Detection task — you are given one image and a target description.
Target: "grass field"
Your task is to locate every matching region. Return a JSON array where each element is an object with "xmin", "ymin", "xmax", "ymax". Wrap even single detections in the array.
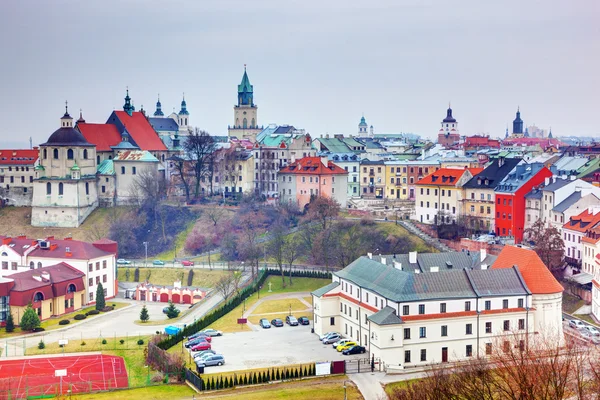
[
  {"xmin": 252, "ymin": 298, "xmax": 307, "ymax": 315},
  {"xmin": 0, "ymin": 302, "xmax": 129, "ymax": 338},
  {"xmin": 154, "ymin": 221, "xmax": 196, "ymax": 260},
  {"xmin": 118, "ymin": 267, "xmax": 230, "ymax": 288},
  {"xmin": 207, "ymin": 276, "xmax": 329, "ymax": 333},
  {"xmin": 70, "ymin": 385, "xmax": 196, "ymax": 399},
  {"xmin": 563, "ymin": 292, "xmax": 586, "ymax": 314},
  {"xmin": 0, "ymin": 206, "xmax": 130, "ymax": 241},
  {"xmin": 384, "ymin": 380, "xmax": 413, "ymax": 396}
]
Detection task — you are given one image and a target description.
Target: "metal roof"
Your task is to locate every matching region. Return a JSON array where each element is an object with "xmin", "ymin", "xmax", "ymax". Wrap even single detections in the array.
[
  {"xmin": 312, "ymin": 281, "xmax": 339, "ymax": 297},
  {"xmin": 368, "ymin": 306, "xmax": 403, "ymax": 325}
]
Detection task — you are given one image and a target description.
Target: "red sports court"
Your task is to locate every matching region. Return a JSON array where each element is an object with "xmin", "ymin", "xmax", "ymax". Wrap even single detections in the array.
[{"xmin": 0, "ymin": 354, "xmax": 128, "ymax": 399}]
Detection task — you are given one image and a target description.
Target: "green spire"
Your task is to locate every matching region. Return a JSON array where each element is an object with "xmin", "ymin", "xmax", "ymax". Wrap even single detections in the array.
[{"xmin": 238, "ymin": 64, "xmax": 253, "ymax": 94}]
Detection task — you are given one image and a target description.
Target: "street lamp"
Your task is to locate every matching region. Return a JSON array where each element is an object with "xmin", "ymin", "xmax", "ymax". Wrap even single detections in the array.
[
  {"xmin": 143, "ymin": 241, "xmax": 148, "ymax": 268},
  {"xmin": 343, "ymin": 379, "xmax": 350, "ymax": 400},
  {"xmin": 263, "ymin": 231, "xmax": 268, "ymax": 268}
]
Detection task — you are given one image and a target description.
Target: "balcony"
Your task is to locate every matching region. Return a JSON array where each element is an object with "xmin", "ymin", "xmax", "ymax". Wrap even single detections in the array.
[{"xmin": 564, "ymin": 256, "xmax": 581, "ymax": 267}]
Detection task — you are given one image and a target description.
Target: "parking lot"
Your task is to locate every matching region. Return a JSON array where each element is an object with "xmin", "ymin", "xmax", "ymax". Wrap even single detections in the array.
[{"xmin": 184, "ymin": 324, "xmax": 364, "ymax": 373}]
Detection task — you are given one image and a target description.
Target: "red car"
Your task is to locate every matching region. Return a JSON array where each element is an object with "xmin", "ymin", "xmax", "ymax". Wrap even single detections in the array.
[
  {"xmin": 191, "ymin": 342, "xmax": 211, "ymax": 352},
  {"xmin": 181, "ymin": 260, "xmax": 195, "ymax": 266}
]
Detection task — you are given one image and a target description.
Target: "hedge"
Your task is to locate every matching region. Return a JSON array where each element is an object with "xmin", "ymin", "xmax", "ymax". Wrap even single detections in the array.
[
  {"xmin": 157, "ymin": 269, "xmax": 331, "ymax": 350},
  {"xmin": 74, "ymin": 314, "xmax": 87, "ymax": 320},
  {"xmin": 185, "ymin": 363, "xmax": 317, "ymax": 392},
  {"xmin": 58, "ymin": 320, "xmax": 70, "ymax": 325}
]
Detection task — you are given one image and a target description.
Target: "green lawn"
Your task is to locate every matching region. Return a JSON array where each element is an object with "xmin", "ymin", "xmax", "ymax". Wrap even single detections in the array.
[
  {"xmin": 0, "ymin": 302, "xmax": 129, "ymax": 339},
  {"xmin": 207, "ymin": 276, "xmax": 329, "ymax": 333},
  {"xmin": 155, "ymin": 221, "xmax": 196, "ymax": 260},
  {"xmin": 118, "ymin": 267, "xmax": 230, "ymax": 288},
  {"xmin": 70, "ymin": 385, "xmax": 196, "ymax": 399},
  {"xmin": 563, "ymin": 292, "xmax": 586, "ymax": 314},
  {"xmin": 252, "ymin": 298, "xmax": 307, "ymax": 315}
]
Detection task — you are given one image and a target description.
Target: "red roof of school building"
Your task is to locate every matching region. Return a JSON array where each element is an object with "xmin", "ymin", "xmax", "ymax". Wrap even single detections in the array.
[
  {"xmin": 0, "ymin": 149, "xmax": 39, "ymax": 165},
  {"xmin": 77, "ymin": 123, "xmax": 122, "ymax": 151},
  {"xmin": 492, "ymin": 246, "xmax": 563, "ymax": 294},
  {"xmin": 8, "ymin": 262, "xmax": 85, "ymax": 306},
  {"xmin": 417, "ymin": 167, "xmax": 483, "ymax": 186},
  {"xmin": 0, "ymin": 235, "xmax": 116, "ymax": 259},
  {"xmin": 279, "ymin": 157, "xmax": 348, "ymax": 175},
  {"xmin": 108, "ymin": 111, "xmax": 167, "ymax": 151}
]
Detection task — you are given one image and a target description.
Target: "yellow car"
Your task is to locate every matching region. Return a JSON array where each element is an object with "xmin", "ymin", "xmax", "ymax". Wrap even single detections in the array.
[{"xmin": 337, "ymin": 341, "xmax": 358, "ymax": 352}]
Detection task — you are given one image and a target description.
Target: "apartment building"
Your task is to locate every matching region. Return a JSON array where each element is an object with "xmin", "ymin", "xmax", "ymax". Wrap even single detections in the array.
[{"xmin": 0, "ymin": 149, "xmax": 39, "ymax": 206}]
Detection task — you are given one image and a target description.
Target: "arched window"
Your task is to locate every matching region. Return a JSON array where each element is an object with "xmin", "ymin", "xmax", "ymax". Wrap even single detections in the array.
[
  {"xmin": 83, "ymin": 149, "xmax": 88, "ymax": 159},
  {"xmin": 243, "ymin": 118, "xmax": 247, "ymax": 129},
  {"xmin": 67, "ymin": 283, "xmax": 76, "ymax": 293},
  {"xmin": 46, "ymin": 182, "xmax": 51, "ymax": 195},
  {"xmin": 236, "ymin": 118, "xmax": 239, "ymax": 127},
  {"xmin": 53, "ymin": 149, "xmax": 59, "ymax": 159},
  {"xmin": 1, "ymin": 252, "xmax": 7, "ymax": 257},
  {"xmin": 37, "ymin": 262, "xmax": 42, "ymax": 269},
  {"xmin": 43, "ymin": 148, "xmax": 47, "ymax": 159},
  {"xmin": 58, "ymin": 183, "xmax": 64, "ymax": 196},
  {"xmin": 85, "ymin": 182, "xmax": 89, "ymax": 195},
  {"xmin": 97, "ymin": 155, "xmax": 100, "ymax": 164},
  {"xmin": 67, "ymin": 149, "xmax": 74, "ymax": 160},
  {"xmin": 251, "ymin": 118, "xmax": 255, "ymax": 128},
  {"xmin": 29, "ymin": 261, "xmax": 34, "ymax": 270},
  {"xmin": 33, "ymin": 292, "xmax": 44, "ymax": 302}
]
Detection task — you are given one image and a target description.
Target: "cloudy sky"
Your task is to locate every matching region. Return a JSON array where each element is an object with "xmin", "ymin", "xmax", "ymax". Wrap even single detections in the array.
[{"xmin": 1, "ymin": 0, "xmax": 598, "ymax": 148}]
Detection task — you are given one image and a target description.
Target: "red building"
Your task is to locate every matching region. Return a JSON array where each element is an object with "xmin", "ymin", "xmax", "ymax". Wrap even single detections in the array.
[
  {"xmin": 494, "ymin": 163, "xmax": 552, "ymax": 243},
  {"xmin": 463, "ymin": 135, "xmax": 500, "ymax": 151}
]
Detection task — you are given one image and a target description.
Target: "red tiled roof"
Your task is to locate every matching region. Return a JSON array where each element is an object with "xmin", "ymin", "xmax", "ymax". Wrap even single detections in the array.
[
  {"xmin": 8, "ymin": 262, "xmax": 85, "ymax": 306},
  {"xmin": 77, "ymin": 123, "xmax": 122, "ymax": 151},
  {"xmin": 563, "ymin": 209, "xmax": 600, "ymax": 233},
  {"xmin": 492, "ymin": 246, "xmax": 563, "ymax": 294},
  {"xmin": 111, "ymin": 111, "xmax": 167, "ymax": 151},
  {"xmin": 417, "ymin": 167, "xmax": 483, "ymax": 186},
  {"xmin": 0, "ymin": 235, "xmax": 115, "ymax": 259},
  {"xmin": 0, "ymin": 149, "xmax": 39, "ymax": 165},
  {"xmin": 279, "ymin": 156, "xmax": 348, "ymax": 176}
]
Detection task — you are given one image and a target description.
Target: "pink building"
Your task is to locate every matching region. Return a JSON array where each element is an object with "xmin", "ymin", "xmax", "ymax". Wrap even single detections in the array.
[
  {"xmin": 133, "ymin": 281, "xmax": 206, "ymax": 305},
  {"xmin": 279, "ymin": 156, "xmax": 348, "ymax": 209}
]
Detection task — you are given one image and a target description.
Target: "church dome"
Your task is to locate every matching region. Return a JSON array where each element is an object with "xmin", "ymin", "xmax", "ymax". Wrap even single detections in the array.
[{"xmin": 41, "ymin": 127, "xmax": 94, "ymax": 147}]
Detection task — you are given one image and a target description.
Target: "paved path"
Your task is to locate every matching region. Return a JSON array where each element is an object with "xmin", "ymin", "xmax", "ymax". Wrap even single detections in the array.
[{"xmin": 348, "ymin": 372, "xmax": 388, "ymax": 400}]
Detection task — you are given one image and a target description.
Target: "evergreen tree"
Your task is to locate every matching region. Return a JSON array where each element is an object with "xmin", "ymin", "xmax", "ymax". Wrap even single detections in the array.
[
  {"xmin": 233, "ymin": 374, "xmax": 238, "ymax": 386},
  {"xmin": 5, "ymin": 307, "xmax": 14, "ymax": 333},
  {"xmin": 243, "ymin": 374, "xmax": 248, "ymax": 385},
  {"xmin": 285, "ymin": 369, "xmax": 290, "ymax": 379},
  {"xmin": 210, "ymin": 377, "xmax": 215, "ymax": 390},
  {"xmin": 294, "ymin": 368, "xmax": 299, "ymax": 378},
  {"xmin": 218, "ymin": 376, "xmax": 223, "ymax": 389},
  {"xmin": 20, "ymin": 304, "xmax": 40, "ymax": 331},
  {"xmin": 302, "ymin": 366, "xmax": 307, "ymax": 377},
  {"xmin": 266, "ymin": 370, "xmax": 271, "ymax": 381},
  {"xmin": 139, "ymin": 305, "xmax": 150, "ymax": 322},
  {"xmin": 276, "ymin": 369, "xmax": 280, "ymax": 380},
  {"xmin": 165, "ymin": 300, "xmax": 180, "ymax": 319},
  {"xmin": 95, "ymin": 283, "xmax": 106, "ymax": 310}
]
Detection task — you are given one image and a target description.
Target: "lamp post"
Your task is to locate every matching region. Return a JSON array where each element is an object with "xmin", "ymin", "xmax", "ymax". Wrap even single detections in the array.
[
  {"xmin": 343, "ymin": 379, "xmax": 349, "ymax": 400},
  {"xmin": 143, "ymin": 241, "xmax": 148, "ymax": 268},
  {"xmin": 263, "ymin": 231, "xmax": 268, "ymax": 268}
]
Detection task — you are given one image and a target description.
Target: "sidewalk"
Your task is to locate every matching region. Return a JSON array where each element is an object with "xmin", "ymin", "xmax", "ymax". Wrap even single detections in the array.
[{"xmin": 348, "ymin": 372, "xmax": 388, "ymax": 400}]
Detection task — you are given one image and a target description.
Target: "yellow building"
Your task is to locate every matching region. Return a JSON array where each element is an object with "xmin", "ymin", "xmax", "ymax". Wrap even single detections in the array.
[
  {"xmin": 384, "ymin": 161, "xmax": 409, "ymax": 200},
  {"xmin": 360, "ymin": 160, "xmax": 386, "ymax": 199},
  {"xmin": 5, "ymin": 263, "xmax": 86, "ymax": 325}
]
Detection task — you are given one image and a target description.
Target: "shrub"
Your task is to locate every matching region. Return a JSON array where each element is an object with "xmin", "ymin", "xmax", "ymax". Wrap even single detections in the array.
[
  {"xmin": 156, "ymin": 331, "xmax": 160, "ymax": 335},
  {"xmin": 58, "ymin": 320, "xmax": 70, "ymax": 326},
  {"xmin": 187, "ymin": 269, "xmax": 194, "ymax": 286},
  {"xmin": 5, "ymin": 307, "xmax": 14, "ymax": 333},
  {"xmin": 101, "ymin": 306, "xmax": 114, "ymax": 312},
  {"xmin": 74, "ymin": 314, "xmax": 87, "ymax": 320},
  {"xmin": 38, "ymin": 340, "xmax": 45, "ymax": 349},
  {"xmin": 32, "ymin": 327, "xmax": 45, "ymax": 332},
  {"xmin": 151, "ymin": 372, "xmax": 165, "ymax": 383},
  {"xmin": 102, "ymin": 339, "xmax": 107, "ymax": 345},
  {"xmin": 95, "ymin": 282, "xmax": 106, "ymax": 310},
  {"xmin": 112, "ymin": 303, "xmax": 116, "ymax": 307},
  {"xmin": 20, "ymin": 305, "xmax": 41, "ymax": 331},
  {"xmin": 119, "ymin": 339, "xmax": 125, "ymax": 345},
  {"xmin": 134, "ymin": 268, "xmax": 140, "ymax": 282},
  {"xmin": 81, "ymin": 341, "xmax": 86, "ymax": 346},
  {"xmin": 137, "ymin": 339, "xmax": 144, "ymax": 345},
  {"xmin": 87, "ymin": 310, "xmax": 100, "ymax": 316}
]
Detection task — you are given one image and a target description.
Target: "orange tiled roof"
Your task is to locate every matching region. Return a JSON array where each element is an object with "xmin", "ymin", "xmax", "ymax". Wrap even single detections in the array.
[
  {"xmin": 492, "ymin": 246, "xmax": 563, "ymax": 294},
  {"xmin": 78, "ymin": 123, "xmax": 122, "ymax": 151},
  {"xmin": 279, "ymin": 156, "xmax": 348, "ymax": 176},
  {"xmin": 417, "ymin": 167, "xmax": 483, "ymax": 186},
  {"xmin": 563, "ymin": 209, "xmax": 600, "ymax": 233},
  {"xmin": 0, "ymin": 149, "xmax": 39, "ymax": 165}
]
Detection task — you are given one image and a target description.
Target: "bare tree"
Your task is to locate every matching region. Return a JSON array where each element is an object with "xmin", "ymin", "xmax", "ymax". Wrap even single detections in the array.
[
  {"xmin": 169, "ymin": 154, "xmax": 192, "ymax": 202},
  {"xmin": 184, "ymin": 128, "xmax": 216, "ymax": 199},
  {"xmin": 283, "ymin": 235, "xmax": 300, "ymax": 286},
  {"xmin": 267, "ymin": 222, "xmax": 287, "ymax": 287},
  {"xmin": 214, "ymin": 274, "xmax": 234, "ymax": 300},
  {"xmin": 524, "ymin": 219, "xmax": 565, "ymax": 269},
  {"xmin": 306, "ymin": 196, "xmax": 340, "ymax": 230},
  {"xmin": 206, "ymin": 207, "xmax": 225, "ymax": 227}
]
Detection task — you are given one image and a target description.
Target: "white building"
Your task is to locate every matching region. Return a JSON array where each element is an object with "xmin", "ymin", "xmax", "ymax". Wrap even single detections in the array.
[
  {"xmin": 0, "ymin": 235, "xmax": 118, "ymax": 302},
  {"xmin": 312, "ymin": 247, "xmax": 564, "ymax": 369}
]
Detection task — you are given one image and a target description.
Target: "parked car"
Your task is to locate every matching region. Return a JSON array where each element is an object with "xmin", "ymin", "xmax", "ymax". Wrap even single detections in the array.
[
  {"xmin": 181, "ymin": 260, "xmax": 194, "ymax": 266},
  {"xmin": 337, "ymin": 341, "xmax": 358, "ymax": 352},
  {"xmin": 285, "ymin": 316, "xmax": 299, "ymax": 326},
  {"xmin": 298, "ymin": 316, "xmax": 310, "ymax": 325},
  {"xmin": 153, "ymin": 260, "xmax": 165, "ymax": 266},
  {"xmin": 196, "ymin": 354, "xmax": 225, "ymax": 367},
  {"xmin": 342, "ymin": 345, "xmax": 366, "ymax": 355},
  {"xmin": 570, "ymin": 320, "xmax": 586, "ymax": 330},
  {"xmin": 116, "ymin": 259, "xmax": 131, "ymax": 265},
  {"xmin": 188, "ymin": 332, "xmax": 209, "ymax": 340},
  {"xmin": 322, "ymin": 333, "xmax": 342, "ymax": 344},
  {"xmin": 259, "ymin": 318, "xmax": 271, "ymax": 329},
  {"xmin": 202, "ymin": 329, "xmax": 223, "ymax": 337},
  {"xmin": 584, "ymin": 325, "xmax": 600, "ymax": 336},
  {"xmin": 271, "ymin": 318, "xmax": 284, "ymax": 327},
  {"xmin": 333, "ymin": 339, "xmax": 354, "ymax": 349},
  {"xmin": 319, "ymin": 331, "xmax": 336, "ymax": 341},
  {"xmin": 191, "ymin": 342, "xmax": 212, "ymax": 352},
  {"xmin": 193, "ymin": 349, "xmax": 216, "ymax": 360},
  {"xmin": 185, "ymin": 337, "xmax": 211, "ymax": 348}
]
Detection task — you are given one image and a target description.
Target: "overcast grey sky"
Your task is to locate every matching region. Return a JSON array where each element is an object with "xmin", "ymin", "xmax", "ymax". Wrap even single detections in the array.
[{"xmin": 1, "ymin": 0, "xmax": 598, "ymax": 148}]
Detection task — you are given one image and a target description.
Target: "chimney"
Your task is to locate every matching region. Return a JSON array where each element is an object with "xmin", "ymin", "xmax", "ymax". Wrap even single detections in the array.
[
  {"xmin": 41, "ymin": 271, "xmax": 50, "ymax": 281},
  {"xmin": 1, "ymin": 237, "xmax": 11, "ymax": 245},
  {"xmin": 480, "ymin": 248, "xmax": 487, "ymax": 261},
  {"xmin": 65, "ymin": 246, "xmax": 72, "ymax": 257},
  {"xmin": 393, "ymin": 261, "xmax": 402, "ymax": 270},
  {"xmin": 321, "ymin": 156, "xmax": 329, "ymax": 167},
  {"xmin": 17, "ymin": 234, "xmax": 26, "ymax": 239},
  {"xmin": 552, "ymin": 176, "xmax": 556, "ymax": 183},
  {"xmin": 570, "ymin": 175, "xmax": 576, "ymax": 181},
  {"xmin": 544, "ymin": 177, "xmax": 550, "ymax": 186},
  {"xmin": 50, "ymin": 243, "xmax": 58, "ymax": 251},
  {"xmin": 46, "ymin": 236, "xmax": 54, "ymax": 240},
  {"xmin": 381, "ymin": 257, "xmax": 387, "ymax": 266},
  {"xmin": 32, "ymin": 275, "xmax": 42, "ymax": 282},
  {"xmin": 367, "ymin": 252, "xmax": 373, "ymax": 259},
  {"xmin": 31, "ymin": 240, "xmax": 38, "ymax": 246},
  {"xmin": 409, "ymin": 251, "xmax": 417, "ymax": 264},
  {"xmin": 481, "ymin": 264, "xmax": 488, "ymax": 270},
  {"xmin": 430, "ymin": 266, "xmax": 439, "ymax": 272},
  {"xmin": 64, "ymin": 236, "xmax": 72, "ymax": 241}
]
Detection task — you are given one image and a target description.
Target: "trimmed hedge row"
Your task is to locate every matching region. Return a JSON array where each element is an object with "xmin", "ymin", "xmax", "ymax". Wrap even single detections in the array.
[
  {"xmin": 188, "ymin": 364, "xmax": 316, "ymax": 391},
  {"xmin": 157, "ymin": 269, "xmax": 331, "ymax": 350}
]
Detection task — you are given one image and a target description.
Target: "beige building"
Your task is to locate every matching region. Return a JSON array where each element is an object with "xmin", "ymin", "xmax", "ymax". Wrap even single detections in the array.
[
  {"xmin": 32, "ymin": 109, "xmax": 98, "ymax": 228},
  {"xmin": 113, "ymin": 150, "xmax": 161, "ymax": 205},
  {"xmin": 210, "ymin": 142, "xmax": 255, "ymax": 197},
  {"xmin": 0, "ymin": 148, "xmax": 39, "ymax": 206}
]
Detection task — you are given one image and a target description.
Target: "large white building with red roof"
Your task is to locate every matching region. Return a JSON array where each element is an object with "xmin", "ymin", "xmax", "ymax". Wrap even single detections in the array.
[
  {"xmin": 0, "ymin": 234, "xmax": 118, "ymax": 323},
  {"xmin": 0, "ymin": 148, "xmax": 40, "ymax": 206}
]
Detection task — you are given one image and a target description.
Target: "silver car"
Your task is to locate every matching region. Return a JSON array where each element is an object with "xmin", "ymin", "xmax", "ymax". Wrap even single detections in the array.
[
  {"xmin": 196, "ymin": 354, "xmax": 225, "ymax": 367},
  {"xmin": 322, "ymin": 333, "xmax": 342, "ymax": 344}
]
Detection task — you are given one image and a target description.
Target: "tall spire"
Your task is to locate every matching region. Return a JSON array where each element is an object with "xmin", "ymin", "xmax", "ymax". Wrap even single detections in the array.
[
  {"xmin": 179, "ymin": 92, "xmax": 189, "ymax": 115},
  {"xmin": 512, "ymin": 107, "xmax": 523, "ymax": 134},
  {"xmin": 63, "ymin": 100, "xmax": 70, "ymax": 118},
  {"xmin": 123, "ymin": 87, "xmax": 134, "ymax": 116},
  {"xmin": 154, "ymin": 94, "xmax": 164, "ymax": 116},
  {"xmin": 77, "ymin": 108, "xmax": 85, "ymax": 124},
  {"xmin": 237, "ymin": 65, "xmax": 254, "ymax": 106},
  {"xmin": 548, "ymin": 127, "xmax": 553, "ymax": 139}
]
